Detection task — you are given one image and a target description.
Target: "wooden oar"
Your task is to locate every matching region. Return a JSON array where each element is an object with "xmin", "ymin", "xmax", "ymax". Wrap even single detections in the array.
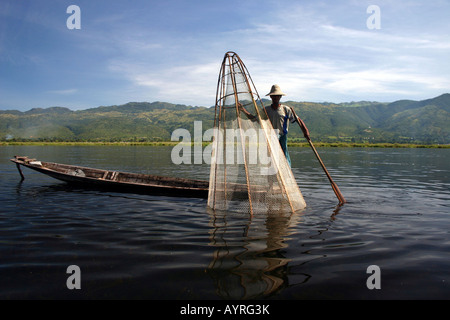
[
  {"xmin": 16, "ymin": 163, "xmax": 25, "ymax": 181},
  {"xmin": 290, "ymin": 107, "xmax": 346, "ymax": 205}
]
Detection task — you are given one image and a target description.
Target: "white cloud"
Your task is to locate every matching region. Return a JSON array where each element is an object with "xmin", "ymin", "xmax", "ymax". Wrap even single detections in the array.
[{"xmin": 108, "ymin": 59, "xmax": 219, "ymax": 106}]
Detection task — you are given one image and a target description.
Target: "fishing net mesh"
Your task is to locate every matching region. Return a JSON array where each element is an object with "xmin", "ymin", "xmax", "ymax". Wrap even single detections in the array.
[{"xmin": 207, "ymin": 52, "xmax": 306, "ymax": 214}]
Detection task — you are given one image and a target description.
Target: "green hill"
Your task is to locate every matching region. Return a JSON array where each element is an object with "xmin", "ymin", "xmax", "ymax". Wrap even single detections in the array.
[{"xmin": 1, "ymin": 94, "xmax": 449, "ymax": 144}]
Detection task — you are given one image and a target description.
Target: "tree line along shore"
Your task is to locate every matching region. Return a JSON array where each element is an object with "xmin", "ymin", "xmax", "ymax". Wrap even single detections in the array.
[{"xmin": 1, "ymin": 141, "xmax": 448, "ymax": 148}]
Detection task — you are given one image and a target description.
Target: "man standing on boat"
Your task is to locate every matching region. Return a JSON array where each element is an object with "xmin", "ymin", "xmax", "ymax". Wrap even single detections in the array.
[{"xmin": 264, "ymin": 84, "xmax": 298, "ymax": 167}]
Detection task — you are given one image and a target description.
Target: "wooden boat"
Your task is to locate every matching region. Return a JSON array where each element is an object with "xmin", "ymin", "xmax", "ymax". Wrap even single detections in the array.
[{"xmin": 11, "ymin": 156, "xmax": 209, "ymax": 198}]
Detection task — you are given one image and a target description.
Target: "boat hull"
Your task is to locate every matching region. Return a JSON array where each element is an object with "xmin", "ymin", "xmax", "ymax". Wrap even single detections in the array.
[{"xmin": 11, "ymin": 156, "xmax": 209, "ymax": 198}]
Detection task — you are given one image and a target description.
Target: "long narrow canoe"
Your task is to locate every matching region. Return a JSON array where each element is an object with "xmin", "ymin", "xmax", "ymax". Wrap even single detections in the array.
[{"xmin": 11, "ymin": 156, "xmax": 209, "ymax": 198}]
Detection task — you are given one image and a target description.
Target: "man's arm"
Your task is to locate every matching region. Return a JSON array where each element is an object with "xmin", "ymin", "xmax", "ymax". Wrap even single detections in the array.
[{"xmin": 238, "ymin": 103, "xmax": 257, "ymax": 121}]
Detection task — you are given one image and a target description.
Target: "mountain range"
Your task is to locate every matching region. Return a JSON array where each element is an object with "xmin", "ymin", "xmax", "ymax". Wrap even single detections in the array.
[{"xmin": 1, "ymin": 93, "xmax": 449, "ymax": 144}]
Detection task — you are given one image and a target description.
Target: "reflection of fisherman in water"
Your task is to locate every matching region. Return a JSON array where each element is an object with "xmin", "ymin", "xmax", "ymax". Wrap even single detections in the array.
[{"xmin": 206, "ymin": 209, "xmax": 303, "ymax": 299}]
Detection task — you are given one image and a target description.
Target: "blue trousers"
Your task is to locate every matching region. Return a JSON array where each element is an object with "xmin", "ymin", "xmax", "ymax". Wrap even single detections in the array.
[{"xmin": 279, "ymin": 134, "xmax": 291, "ymax": 167}]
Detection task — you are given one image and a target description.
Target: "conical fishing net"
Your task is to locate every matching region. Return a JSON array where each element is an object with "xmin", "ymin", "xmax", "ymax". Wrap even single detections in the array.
[{"xmin": 207, "ymin": 52, "xmax": 306, "ymax": 214}]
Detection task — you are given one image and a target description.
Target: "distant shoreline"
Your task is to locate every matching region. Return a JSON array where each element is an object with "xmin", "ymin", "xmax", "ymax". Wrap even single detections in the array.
[{"xmin": 1, "ymin": 141, "xmax": 448, "ymax": 148}]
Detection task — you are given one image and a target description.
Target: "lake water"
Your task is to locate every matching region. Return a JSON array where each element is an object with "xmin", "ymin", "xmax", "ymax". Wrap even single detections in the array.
[{"xmin": 0, "ymin": 145, "xmax": 449, "ymax": 300}]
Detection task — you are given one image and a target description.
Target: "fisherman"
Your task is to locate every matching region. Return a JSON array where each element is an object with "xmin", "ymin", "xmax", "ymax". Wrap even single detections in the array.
[{"xmin": 264, "ymin": 84, "xmax": 297, "ymax": 167}]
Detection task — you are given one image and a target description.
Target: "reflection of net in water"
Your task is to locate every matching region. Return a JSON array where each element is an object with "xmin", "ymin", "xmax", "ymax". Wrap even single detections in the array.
[
  {"xmin": 207, "ymin": 52, "xmax": 306, "ymax": 214},
  {"xmin": 207, "ymin": 210, "xmax": 299, "ymax": 299}
]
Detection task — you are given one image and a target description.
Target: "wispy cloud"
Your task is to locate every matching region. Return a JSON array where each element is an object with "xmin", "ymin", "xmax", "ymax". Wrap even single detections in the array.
[{"xmin": 108, "ymin": 59, "xmax": 219, "ymax": 105}]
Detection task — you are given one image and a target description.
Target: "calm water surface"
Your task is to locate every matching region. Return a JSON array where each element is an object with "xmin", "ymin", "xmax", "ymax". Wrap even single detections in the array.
[{"xmin": 0, "ymin": 146, "xmax": 449, "ymax": 299}]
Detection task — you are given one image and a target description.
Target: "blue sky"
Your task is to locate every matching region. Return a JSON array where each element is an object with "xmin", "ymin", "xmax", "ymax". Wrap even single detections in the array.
[{"xmin": 1, "ymin": 0, "xmax": 449, "ymax": 111}]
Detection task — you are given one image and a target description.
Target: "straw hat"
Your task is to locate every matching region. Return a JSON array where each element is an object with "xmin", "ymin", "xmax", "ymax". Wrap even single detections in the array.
[{"xmin": 266, "ymin": 84, "xmax": 286, "ymax": 96}]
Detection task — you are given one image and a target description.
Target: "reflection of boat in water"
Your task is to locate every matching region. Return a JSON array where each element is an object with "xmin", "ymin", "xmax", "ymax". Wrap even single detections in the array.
[{"xmin": 207, "ymin": 209, "xmax": 303, "ymax": 299}]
